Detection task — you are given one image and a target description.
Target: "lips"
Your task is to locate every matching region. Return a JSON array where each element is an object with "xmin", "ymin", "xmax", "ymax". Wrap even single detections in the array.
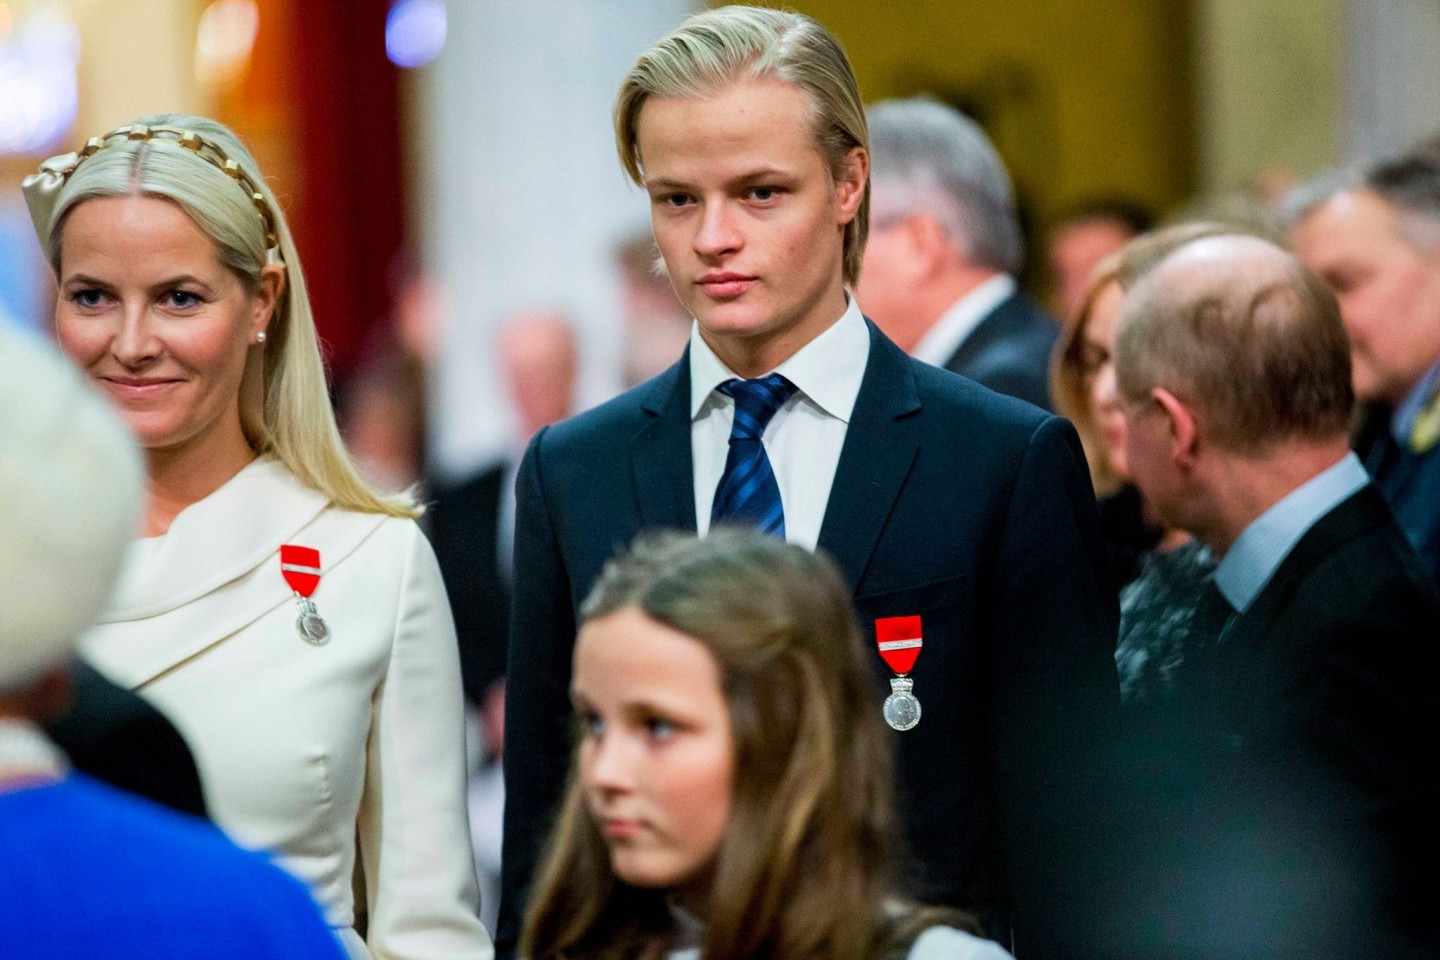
[
  {"xmin": 99, "ymin": 375, "xmax": 184, "ymax": 398},
  {"xmin": 600, "ymin": 818, "xmax": 647, "ymax": 840},
  {"xmin": 697, "ymin": 273, "xmax": 755, "ymax": 298}
]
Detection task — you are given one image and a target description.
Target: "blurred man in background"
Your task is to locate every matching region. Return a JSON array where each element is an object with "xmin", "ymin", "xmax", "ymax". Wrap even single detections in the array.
[
  {"xmin": 0, "ymin": 326, "xmax": 343, "ymax": 960},
  {"xmin": 428, "ymin": 309, "xmax": 578, "ymax": 936},
  {"xmin": 1046, "ymin": 198, "xmax": 1154, "ymax": 321},
  {"xmin": 1112, "ymin": 233, "xmax": 1439, "ymax": 959},
  {"xmin": 615, "ymin": 231, "xmax": 691, "ymax": 388},
  {"xmin": 1289, "ymin": 152, "xmax": 1440, "ymax": 583},
  {"xmin": 858, "ymin": 96, "xmax": 1057, "ymax": 410}
]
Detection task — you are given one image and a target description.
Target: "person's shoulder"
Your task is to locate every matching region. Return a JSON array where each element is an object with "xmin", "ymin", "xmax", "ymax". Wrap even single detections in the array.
[
  {"xmin": 903, "ymin": 925, "xmax": 1014, "ymax": 960},
  {"xmin": 529, "ymin": 365, "xmax": 685, "ymax": 467},
  {"xmin": 909, "ymin": 352, "xmax": 1053, "ymax": 437}
]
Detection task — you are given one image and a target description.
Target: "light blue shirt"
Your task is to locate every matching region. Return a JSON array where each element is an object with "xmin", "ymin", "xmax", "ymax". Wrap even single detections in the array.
[
  {"xmin": 1214, "ymin": 452, "xmax": 1370, "ymax": 613},
  {"xmin": 1391, "ymin": 355, "xmax": 1440, "ymax": 444}
]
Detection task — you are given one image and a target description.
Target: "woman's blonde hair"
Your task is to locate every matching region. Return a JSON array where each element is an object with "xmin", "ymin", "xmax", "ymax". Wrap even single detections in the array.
[
  {"xmin": 614, "ymin": 6, "xmax": 870, "ymax": 286},
  {"xmin": 522, "ymin": 529, "xmax": 961, "ymax": 960},
  {"xmin": 40, "ymin": 114, "xmax": 418, "ymax": 518},
  {"xmin": 1050, "ymin": 220, "xmax": 1236, "ymax": 494}
]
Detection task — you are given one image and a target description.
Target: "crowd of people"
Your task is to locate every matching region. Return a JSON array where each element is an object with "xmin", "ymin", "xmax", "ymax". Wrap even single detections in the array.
[{"xmin": 3, "ymin": 5, "xmax": 1439, "ymax": 960}]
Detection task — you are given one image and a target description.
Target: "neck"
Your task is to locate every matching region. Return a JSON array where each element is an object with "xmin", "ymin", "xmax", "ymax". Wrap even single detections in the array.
[
  {"xmin": 144, "ymin": 421, "xmax": 257, "ymax": 537},
  {"xmin": 700, "ymin": 287, "xmax": 848, "ymax": 379},
  {"xmin": 895, "ymin": 265, "xmax": 1002, "ymax": 353},
  {"xmin": 1197, "ymin": 438, "xmax": 1350, "ymax": 556}
]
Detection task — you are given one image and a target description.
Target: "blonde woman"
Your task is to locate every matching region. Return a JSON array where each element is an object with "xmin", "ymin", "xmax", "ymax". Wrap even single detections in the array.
[{"xmin": 22, "ymin": 116, "xmax": 491, "ymax": 960}]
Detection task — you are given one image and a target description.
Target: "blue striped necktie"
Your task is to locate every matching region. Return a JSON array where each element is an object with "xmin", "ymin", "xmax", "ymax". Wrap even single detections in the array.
[{"xmin": 711, "ymin": 373, "xmax": 797, "ymax": 538}]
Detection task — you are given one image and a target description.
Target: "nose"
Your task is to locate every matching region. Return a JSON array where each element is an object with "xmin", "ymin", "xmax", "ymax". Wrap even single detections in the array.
[
  {"xmin": 693, "ymin": 199, "xmax": 742, "ymax": 260},
  {"xmin": 111, "ymin": 302, "xmax": 162, "ymax": 369},
  {"xmin": 582, "ymin": 728, "xmax": 636, "ymax": 797}
]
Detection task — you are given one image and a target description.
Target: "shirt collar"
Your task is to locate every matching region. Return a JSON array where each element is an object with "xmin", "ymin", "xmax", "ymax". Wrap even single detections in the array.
[
  {"xmin": 1390, "ymin": 354, "xmax": 1440, "ymax": 442},
  {"xmin": 1214, "ymin": 452, "xmax": 1369, "ymax": 613},
  {"xmin": 910, "ymin": 273, "xmax": 1016, "ymax": 367},
  {"xmin": 688, "ymin": 294, "xmax": 870, "ymax": 423}
]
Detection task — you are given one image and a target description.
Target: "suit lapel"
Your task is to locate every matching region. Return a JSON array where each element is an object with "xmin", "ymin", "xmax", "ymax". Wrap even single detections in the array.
[
  {"xmin": 817, "ymin": 321, "xmax": 922, "ymax": 592},
  {"xmin": 631, "ymin": 351, "xmax": 699, "ymax": 532}
]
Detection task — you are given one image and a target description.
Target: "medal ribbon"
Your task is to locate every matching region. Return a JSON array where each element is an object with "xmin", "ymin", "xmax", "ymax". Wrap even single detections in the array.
[
  {"xmin": 280, "ymin": 545, "xmax": 322, "ymax": 597},
  {"xmin": 875, "ymin": 615, "xmax": 922, "ymax": 674}
]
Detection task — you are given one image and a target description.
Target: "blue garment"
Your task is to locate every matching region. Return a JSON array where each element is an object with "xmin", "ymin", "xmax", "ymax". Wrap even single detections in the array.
[
  {"xmin": 1215, "ymin": 453, "xmax": 1369, "ymax": 612},
  {"xmin": 1389, "ymin": 355, "xmax": 1440, "ymax": 445},
  {"xmin": 711, "ymin": 374, "xmax": 797, "ymax": 536},
  {"xmin": 0, "ymin": 773, "xmax": 344, "ymax": 960},
  {"xmin": 1361, "ymin": 395, "xmax": 1440, "ymax": 584}
]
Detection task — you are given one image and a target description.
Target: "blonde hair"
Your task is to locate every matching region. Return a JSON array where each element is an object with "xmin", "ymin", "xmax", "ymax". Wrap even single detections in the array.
[
  {"xmin": 614, "ymin": 6, "xmax": 870, "ymax": 286},
  {"xmin": 523, "ymin": 530, "xmax": 963, "ymax": 960},
  {"xmin": 42, "ymin": 114, "xmax": 419, "ymax": 519}
]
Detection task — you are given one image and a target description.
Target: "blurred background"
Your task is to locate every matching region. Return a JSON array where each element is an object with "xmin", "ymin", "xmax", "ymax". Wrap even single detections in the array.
[{"xmin": 1, "ymin": 0, "xmax": 1438, "ymax": 485}]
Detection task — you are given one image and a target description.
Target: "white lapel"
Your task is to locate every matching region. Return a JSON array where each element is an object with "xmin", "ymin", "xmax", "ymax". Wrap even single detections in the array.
[{"xmin": 81, "ymin": 458, "xmax": 388, "ymax": 690}]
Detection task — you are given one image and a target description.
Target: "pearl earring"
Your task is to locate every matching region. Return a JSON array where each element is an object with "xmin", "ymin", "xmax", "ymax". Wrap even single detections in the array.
[{"xmin": 255, "ymin": 331, "xmax": 267, "ymax": 344}]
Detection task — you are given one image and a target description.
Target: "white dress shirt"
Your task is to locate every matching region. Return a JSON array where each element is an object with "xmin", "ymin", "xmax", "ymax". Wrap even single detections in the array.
[
  {"xmin": 910, "ymin": 273, "xmax": 1016, "ymax": 368},
  {"xmin": 690, "ymin": 296, "xmax": 870, "ymax": 550}
]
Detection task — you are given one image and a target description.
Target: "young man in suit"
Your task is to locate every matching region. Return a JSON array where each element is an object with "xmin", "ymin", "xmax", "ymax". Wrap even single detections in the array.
[
  {"xmin": 856, "ymin": 97, "xmax": 1059, "ymax": 410},
  {"xmin": 500, "ymin": 8, "xmax": 1119, "ymax": 957},
  {"xmin": 1113, "ymin": 233, "xmax": 1440, "ymax": 958},
  {"xmin": 1289, "ymin": 152, "xmax": 1440, "ymax": 583}
]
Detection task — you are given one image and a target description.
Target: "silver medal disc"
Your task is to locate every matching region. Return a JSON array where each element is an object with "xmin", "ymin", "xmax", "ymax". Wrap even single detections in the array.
[
  {"xmin": 295, "ymin": 598, "xmax": 330, "ymax": 646},
  {"xmin": 883, "ymin": 676, "xmax": 921, "ymax": 731}
]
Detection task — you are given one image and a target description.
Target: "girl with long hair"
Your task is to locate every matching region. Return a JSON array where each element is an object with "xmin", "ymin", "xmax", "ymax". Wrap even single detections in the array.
[{"xmin": 523, "ymin": 529, "xmax": 1010, "ymax": 960}]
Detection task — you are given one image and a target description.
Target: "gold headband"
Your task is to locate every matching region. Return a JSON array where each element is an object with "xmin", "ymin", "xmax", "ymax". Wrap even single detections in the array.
[{"xmin": 21, "ymin": 123, "xmax": 282, "ymax": 261}]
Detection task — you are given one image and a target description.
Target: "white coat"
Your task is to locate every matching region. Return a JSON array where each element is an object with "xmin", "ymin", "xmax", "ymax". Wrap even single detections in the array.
[{"xmin": 81, "ymin": 457, "xmax": 493, "ymax": 960}]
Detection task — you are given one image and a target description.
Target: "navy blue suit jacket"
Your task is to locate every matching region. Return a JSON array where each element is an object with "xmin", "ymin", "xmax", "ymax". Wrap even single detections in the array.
[
  {"xmin": 1357, "ymin": 407, "xmax": 1440, "ymax": 585},
  {"xmin": 499, "ymin": 321, "xmax": 1119, "ymax": 956},
  {"xmin": 942, "ymin": 291, "xmax": 1059, "ymax": 412}
]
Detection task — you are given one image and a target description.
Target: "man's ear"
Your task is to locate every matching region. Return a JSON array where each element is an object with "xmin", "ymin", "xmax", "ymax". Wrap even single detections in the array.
[
  {"xmin": 1152, "ymin": 387, "xmax": 1199, "ymax": 466},
  {"xmin": 834, "ymin": 146, "xmax": 869, "ymax": 224}
]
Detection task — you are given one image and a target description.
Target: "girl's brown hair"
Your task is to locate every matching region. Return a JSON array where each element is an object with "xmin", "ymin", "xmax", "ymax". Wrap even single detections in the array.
[{"xmin": 522, "ymin": 529, "xmax": 956, "ymax": 960}]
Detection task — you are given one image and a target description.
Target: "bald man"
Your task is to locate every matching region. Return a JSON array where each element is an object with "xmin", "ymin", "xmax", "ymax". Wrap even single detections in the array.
[{"xmin": 1109, "ymin": 234, "xmax": 1440, "ymax": 959}]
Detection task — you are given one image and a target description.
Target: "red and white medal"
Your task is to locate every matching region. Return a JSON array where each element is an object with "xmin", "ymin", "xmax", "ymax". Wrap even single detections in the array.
[
  {"xmin": 280, "ymin": 544, "xmax": 330, "ymax": 645},
  {"xmin": 876, "ymin": 615, "xmax": 923, "ymax": 731}
]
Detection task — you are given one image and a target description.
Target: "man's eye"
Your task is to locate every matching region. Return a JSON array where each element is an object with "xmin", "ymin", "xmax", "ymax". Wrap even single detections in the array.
[
  {"xmin": 661, "ymin": 193, "xmax": 693, "ymax": 208},
  {"xmin": 748, "ymin": 186, "xmax": 778, "ymax": 201},
  {"xmin": 72, "ymin": 289, "xmax": 107, "ymax": 309}
]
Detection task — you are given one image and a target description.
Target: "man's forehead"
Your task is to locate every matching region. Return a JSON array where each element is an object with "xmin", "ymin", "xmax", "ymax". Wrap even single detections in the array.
[{"xmin": 635, "ymin": 78, "xmax": 821, "ymax": 176}]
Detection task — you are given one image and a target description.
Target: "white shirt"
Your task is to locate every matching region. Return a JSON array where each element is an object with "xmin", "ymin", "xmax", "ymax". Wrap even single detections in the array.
[
  {"xmin": 910, "ymin": 274, "xmax": 1017, "ymax": 367},
  {"xmin": 690, "ymin": 296, "xmax": 870, "ymax": 550}
]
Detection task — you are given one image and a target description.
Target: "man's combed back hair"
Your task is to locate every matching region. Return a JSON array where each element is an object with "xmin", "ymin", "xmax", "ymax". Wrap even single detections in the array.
[
  {"xmin": 614, "ymin": 5, "xmax": 870, "ymax": 285},
  {"xmin": 867, "ymin": 97, "xmax": 1023, "ymax": 274},
  {"xmin": 1116, "ymin": 237, "xmax": 1354, "ymax": 452}
]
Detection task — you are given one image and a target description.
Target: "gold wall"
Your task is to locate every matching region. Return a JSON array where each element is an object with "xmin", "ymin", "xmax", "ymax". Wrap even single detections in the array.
[{"xmin": 775, "ymin": 0, "xmax": 1197, "ymax": 224}]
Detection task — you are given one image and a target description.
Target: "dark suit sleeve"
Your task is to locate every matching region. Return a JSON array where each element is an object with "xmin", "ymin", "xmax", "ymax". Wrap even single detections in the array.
[
  {"xmin": 984, "ymin": 415, "xmax": 1120, "ymax": 957},
  {"xmin": 496, "ymin": 428, "xmax": 576, "ymax": 957},
  {"xmin": 45, "ymin": 660, "xmax": 209, "ymax": 819}
]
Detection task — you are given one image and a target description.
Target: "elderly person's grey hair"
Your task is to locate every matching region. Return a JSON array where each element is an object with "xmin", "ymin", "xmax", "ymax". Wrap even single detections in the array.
[
  {"xmin": 0, "ymin": 327, "xmax": 143, "ymax": 693},
  {"xmin": 867, "ymin": 97, "xmax": 1023, "ymax": 274},
  {"xmin": 1277, "ymin": 167, "xmax": 1361, "ymax": 229}
]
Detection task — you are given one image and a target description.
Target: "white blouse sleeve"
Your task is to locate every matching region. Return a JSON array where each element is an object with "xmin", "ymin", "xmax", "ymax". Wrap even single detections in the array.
[
  {"xmin": 358, "ymin": 521, "xmax": 493, "ymax": 960},
  {"xmin": 906, "ymin": 927, "xmax": 1014, "ymax": 960}
]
